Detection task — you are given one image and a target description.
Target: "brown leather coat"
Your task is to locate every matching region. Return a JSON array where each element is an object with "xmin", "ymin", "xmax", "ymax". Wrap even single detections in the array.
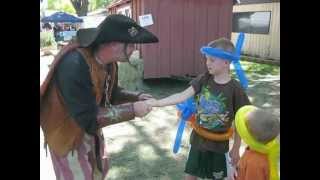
[{"xmin": 40, "ymin": 43, "xmax": 139, "ymax": 157}]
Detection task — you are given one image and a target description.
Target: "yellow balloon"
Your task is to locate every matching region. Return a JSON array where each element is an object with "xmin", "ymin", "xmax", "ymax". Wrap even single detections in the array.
[{"xmin": 235, "ymin": 105, "xmax": 280, "ymax": 180}]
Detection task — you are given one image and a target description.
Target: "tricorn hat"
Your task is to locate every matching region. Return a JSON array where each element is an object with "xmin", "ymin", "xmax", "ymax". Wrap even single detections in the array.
[{"xmin": 77, "ymin": 14, "xmax": 159, "ymax": 47}]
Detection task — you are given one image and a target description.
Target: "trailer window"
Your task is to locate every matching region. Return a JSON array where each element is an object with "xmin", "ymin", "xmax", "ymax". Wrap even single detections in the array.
[{"xmin": 232, "ymin": 11, "xmax": 271, "ymax": 34}]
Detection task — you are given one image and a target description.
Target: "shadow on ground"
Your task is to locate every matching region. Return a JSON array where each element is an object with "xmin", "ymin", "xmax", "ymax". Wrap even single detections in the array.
[{"xmin": 106, "ymin": 120, "xmax": 189, "ymax": 180}]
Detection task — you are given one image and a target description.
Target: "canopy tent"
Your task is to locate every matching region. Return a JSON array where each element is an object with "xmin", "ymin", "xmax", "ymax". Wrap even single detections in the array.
[{"xmin": 41, "ymin": 11, "xmax": 83, "ymax": 23}]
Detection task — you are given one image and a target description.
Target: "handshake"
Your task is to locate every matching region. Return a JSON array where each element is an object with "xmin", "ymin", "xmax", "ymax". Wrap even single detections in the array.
[{"xmin": 133, "ymin": 93, "xmax": 159, "ymax": 117}]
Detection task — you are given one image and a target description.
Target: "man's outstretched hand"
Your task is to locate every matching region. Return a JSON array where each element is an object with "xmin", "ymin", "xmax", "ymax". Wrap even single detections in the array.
[{"xmin": 133, "ymin": 101, "xmax": 152, "ymax": 117}]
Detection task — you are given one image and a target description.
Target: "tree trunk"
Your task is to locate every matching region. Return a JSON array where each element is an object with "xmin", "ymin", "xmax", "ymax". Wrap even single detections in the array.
[{"xmin": 70, "ymin": 0, "xmax": 89, "ymax": 17}]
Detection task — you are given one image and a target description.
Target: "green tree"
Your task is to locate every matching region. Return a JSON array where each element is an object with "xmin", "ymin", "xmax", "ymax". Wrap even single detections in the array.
[
  {"xmin": 70, "ymin": 0, "xmax": 89, "ymax": 16},
  {"xmin": 47, "ymin": 0, "xmax": 114, "ymax": 16},
  {"xmin": 47, "ymin": 0, "xmax": 76, "ymax": 14},
  {"xmin": 62, "ymin": 4, "xmax": 76, "ymax": 14},
  {"xmin": 89, "ymin": 0, "xmax": 113, "ymax": 11}
]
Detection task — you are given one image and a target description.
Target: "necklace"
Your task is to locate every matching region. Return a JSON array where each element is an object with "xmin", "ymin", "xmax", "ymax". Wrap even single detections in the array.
[{"xmin": 94, "ymin": 54, "xmax": 104, "ymax": 65}]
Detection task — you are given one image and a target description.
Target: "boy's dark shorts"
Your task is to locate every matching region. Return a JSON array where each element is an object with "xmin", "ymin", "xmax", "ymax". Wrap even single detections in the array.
[{"xmin": 185, "ymin": 146, "xmax": 227, "ymax": 180}]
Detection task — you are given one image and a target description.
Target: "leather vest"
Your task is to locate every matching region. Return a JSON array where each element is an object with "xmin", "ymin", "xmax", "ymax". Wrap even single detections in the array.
[{"xmin": 40, "ymin": 45, "xmax": 117, "ymax": 157}]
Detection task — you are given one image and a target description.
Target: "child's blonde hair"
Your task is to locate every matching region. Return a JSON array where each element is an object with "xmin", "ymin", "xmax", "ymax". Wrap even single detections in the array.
[
  {"xmin": 207, "ymin": 38, "xmax": 235, "ymax": 54},
  {"xmin": 246, "ymin": 108, "xmax": 280, "ymax": 144}
]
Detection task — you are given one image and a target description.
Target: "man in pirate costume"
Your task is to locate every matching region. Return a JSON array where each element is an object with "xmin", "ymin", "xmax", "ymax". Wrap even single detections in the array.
[{"xmin": 40, "ymin": 14, "xmax": 159, "ymax": 180}]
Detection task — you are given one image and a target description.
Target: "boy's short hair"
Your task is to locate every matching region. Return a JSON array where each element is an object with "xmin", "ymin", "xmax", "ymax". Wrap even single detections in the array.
[
  {"xmin": 207, "ymin": 38, "xmax": 235, "ymax": 54},
  {"xmin": 246, "ymin": 108, "xmax": 280, "ymax": 144}
]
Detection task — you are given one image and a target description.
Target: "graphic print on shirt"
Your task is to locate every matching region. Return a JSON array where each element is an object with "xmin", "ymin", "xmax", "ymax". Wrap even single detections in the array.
[{"xmin": 196, "ymin": 85, "xmax": 230, "ymax": 131}]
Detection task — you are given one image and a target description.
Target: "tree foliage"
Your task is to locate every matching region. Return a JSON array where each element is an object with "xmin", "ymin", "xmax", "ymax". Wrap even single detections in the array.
[
  {"xmin": 47, "ymin": 0, "xmax": 114, "ymax": 16},
  {"xmin": 47, "ymin": 0, "xmax": 76, "ymax": 14},
  {"xmin": 70, "ymin": 0, "xmax": 89, "ymax": 16}
]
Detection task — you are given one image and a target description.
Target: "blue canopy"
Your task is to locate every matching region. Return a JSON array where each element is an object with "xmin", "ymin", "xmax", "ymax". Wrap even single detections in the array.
[{"xmin": 41, "ymin": 12, "xmax": 83, "ymax": 23}]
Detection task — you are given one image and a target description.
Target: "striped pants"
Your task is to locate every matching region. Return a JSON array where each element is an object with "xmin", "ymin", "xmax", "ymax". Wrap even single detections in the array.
[{"xmin": 49, "ymin": 132, "xmax": 109, "ymax": 180}]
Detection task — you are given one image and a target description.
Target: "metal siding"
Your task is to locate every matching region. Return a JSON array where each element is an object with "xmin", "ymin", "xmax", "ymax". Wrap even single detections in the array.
[
  {"xmin": 207, "ymin": 0, "xmax": 220, "ymax": 42},
  {"xmin": 131, "ymin": 0, "xmax": 142, "ymax": 55},
  {"xmin": 170, "ymin": 0, "xmax": 184, "ymax": 76},
  {"xmin": 137, "ymin": 0, "xmax": 234, "ymax": 78},
  {"xmin": 181, "ymin": 0, "xmax": 195, "ymax": 76},
  {"xmin": 239, "ymin": 0, "xmax": 272, "ymax": 4},
  {"xmin": 151, "ymin": 0, "xmax": 160, "ymax": 78},
  {"xmin": 142, "ymin": 0, "xmax": 160, "ymax": 78},
  {"xmin": 159, "ymin": 0, "xmax": 171, "ymax": 77},
  {"xmin": 194, "ymin": 0, "xmax": 208, "ymax": 75},
  {"xmin": 226, "ymin": 0, "xmax": 234, "ymax": 39},
  {"xmin": 218, "ymin": 0, "xmax": 232, "ymax": 39},
  {"xmin": 270, "ymin": 2, "xmax": 280, "ymax": 59},
  {"xmin": 231, "ymin": 2, "xmax": 280, "ymax": 60}
]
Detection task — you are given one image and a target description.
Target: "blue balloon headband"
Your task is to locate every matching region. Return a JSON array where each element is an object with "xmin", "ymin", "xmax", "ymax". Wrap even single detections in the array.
[
  {"xmin": 201, "ymin": 47, "xmax": 239, "ymax": 62},
  {"xmin": 200, "ymin": 33, "xmax": 248, "ymax": 89}
]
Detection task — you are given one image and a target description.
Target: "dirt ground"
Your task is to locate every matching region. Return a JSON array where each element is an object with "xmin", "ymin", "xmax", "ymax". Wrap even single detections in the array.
[
  {"xmin": 40, "ymin": 53, "xmax": 279, "ymax": 180},
  {"xmin": 104, "ymin": 73, "xmax": 279, "ymax": 180}
]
